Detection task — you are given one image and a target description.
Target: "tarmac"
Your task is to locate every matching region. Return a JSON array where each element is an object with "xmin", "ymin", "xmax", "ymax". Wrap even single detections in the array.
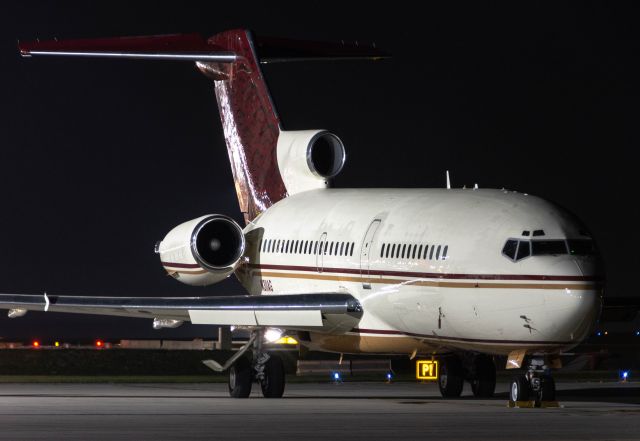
[{"xmin": 0, "ymin": 380, "xmax": 638, "ymax": 440}]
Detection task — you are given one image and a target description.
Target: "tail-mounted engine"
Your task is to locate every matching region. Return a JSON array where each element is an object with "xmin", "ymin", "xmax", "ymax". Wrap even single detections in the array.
[
  {"xmin": 277, "ymin": 130, "xmax": 346, "ymax": 195},
  {"xmin": 156, "ymin": 215, "xmax": 245, "ymax": 286}
]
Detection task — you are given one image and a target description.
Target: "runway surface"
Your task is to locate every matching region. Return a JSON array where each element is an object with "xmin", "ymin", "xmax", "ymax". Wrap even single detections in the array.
[{"xmin": 0, "ymin": 381, "xmax": 638, "ymax": 440}]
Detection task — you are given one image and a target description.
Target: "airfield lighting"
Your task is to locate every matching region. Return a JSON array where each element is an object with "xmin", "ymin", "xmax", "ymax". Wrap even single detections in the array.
[
  {"xmin": 333, "ymin": 372, "xmax": 341, "ymax": 382},
  {"xmin": 95, "ymin": 340, "xmax": 104, "ymax": 348},
  {"xmin": 636, "ymin": 331, "xmax": 639, "ymax": 336},
  {"xmin": 386, "ymin": 372, "xmax": 393, "ymax": 383},
  {"xmin": 621, "ymin": 371, "xmax": 630, "ymax": 382},
  {"xmin": 596, "ymin": 331, "xmax": 602, "ymax": 336},
  {"xmin": 604, "ymin": 331, "xmax": 608, "ymax": 335},
  {"xmin": 54, "ymin": 341, "xmax": 60, "ymax": 347},
  {"xmin": 32, "ymin": 340, "xmax": 40, "ymax": 348}
]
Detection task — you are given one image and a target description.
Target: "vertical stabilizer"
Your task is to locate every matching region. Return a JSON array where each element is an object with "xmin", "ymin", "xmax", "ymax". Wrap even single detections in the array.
[{"xmin": 197, "ymin": 30, "xmax": 287, "ymax": 224}]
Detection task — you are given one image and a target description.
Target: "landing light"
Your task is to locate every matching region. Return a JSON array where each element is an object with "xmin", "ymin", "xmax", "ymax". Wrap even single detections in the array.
[{"xmin": 264, "ymin": 328, "xmax": 284, "ymax": 343}]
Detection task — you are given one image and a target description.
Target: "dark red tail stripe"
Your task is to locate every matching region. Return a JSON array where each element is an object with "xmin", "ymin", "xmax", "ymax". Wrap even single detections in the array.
[
  {"xmin": 351, "ymin": 328, "xmax": 572, "ymax": 345},
  {"xmin": 248, "ymin": 263, "xmax": 601, "ymax": 282}
]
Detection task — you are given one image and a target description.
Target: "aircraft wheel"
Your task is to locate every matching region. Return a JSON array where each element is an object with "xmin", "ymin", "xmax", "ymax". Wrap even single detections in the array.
[
  {"xmin": 438, "ymin": 357, "xmax": 464, "ymax": 398},
  {"xmin": 260, "ymin": 353, "xmax": 285, "ymax": 398},
  {"xmin": 228, "ymin": 356, "xmax": 253, "ymax": 398},
  {"xmin": 510, "ymin": 375, "xmax": 530, "ymax": 402},
  {"xmin": 470, "ymin": 354, "xmax": 496, "ymax": 398},
  {"xmin": 539, "ymin": 374, "xmax": 556, "ymax": 402}
]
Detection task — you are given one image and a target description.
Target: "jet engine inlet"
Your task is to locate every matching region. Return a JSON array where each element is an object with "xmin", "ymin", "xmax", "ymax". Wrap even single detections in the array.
[
  {"xmin": 307, "ymin": 131, "xmax": 345, "ymax": 178},
  {"xmin": 191, "ymin": 215, "xmax": 245, "ymax": 270}
]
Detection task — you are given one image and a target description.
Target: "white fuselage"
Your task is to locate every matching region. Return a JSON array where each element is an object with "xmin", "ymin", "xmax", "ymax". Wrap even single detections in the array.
[{"xmin": 237, "ymin": 188, "xmax": 602, "ymax": 356}]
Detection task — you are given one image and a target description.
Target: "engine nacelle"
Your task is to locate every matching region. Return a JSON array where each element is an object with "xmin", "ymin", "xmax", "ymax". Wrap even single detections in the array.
[
  {"xmin": 156, "ymin": 214, "xmax": 245, "ymax": 286},
  {"xmin": 277, "ymin": 130, "xmax": 346, "ymax": 195}
]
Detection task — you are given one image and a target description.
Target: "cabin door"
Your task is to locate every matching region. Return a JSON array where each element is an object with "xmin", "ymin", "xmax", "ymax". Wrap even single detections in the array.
[
  {"xmin": 360, "ymin": 219, "xmax": 381, "ymax": 289},
  {"xmin": 316, "ymin": 232, "xmax": 327, "ymax": 273}
]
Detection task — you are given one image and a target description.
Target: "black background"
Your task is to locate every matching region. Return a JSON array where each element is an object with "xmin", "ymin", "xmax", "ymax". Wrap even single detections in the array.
[{"xmin": 1, "ymin": 2, "xmax": 638, "ymax": 340}]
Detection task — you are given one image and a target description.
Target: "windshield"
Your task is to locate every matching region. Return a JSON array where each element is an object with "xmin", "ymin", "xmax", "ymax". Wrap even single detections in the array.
[
  {"xmin": 567, "ymin": 239, "xmax": 596, "ymax": 256},
  {"xmin": 531, "ymin": 240, "xmax": 568, "ymax": 256}
]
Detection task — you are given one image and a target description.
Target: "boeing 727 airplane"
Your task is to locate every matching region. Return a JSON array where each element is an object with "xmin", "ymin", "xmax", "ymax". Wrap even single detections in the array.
[{"xmin": 1, "ymin": 29, "xmax": 603, "ymax": 402}]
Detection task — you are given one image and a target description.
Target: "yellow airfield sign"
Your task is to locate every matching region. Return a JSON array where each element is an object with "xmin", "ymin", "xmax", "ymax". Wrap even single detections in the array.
[{"xmin": 416, "ymin": 360, "xmax": 438, "ymax": 380}]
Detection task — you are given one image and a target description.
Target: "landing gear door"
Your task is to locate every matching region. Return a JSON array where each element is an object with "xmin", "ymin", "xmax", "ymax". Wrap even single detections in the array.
[
  {"xmin": 316, "ymin": 232, "xmax": 327, "ymax": 273},
  {"xmin": 360, "ymin": 219, "xmax": 381, "ymax": 289}
]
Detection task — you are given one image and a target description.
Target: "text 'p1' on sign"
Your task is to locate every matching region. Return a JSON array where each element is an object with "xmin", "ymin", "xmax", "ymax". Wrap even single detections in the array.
[{"xmin": 416, "ymin": 360, "xmax": 438, "ymax": 380}]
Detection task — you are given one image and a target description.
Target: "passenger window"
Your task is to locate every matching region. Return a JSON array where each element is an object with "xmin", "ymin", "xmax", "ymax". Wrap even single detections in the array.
[
  {"xmin": 295, "ymin": 240, "xmax": 300, "ymax": 253},
  {"xmin": 350, "ymin": 242, "xmax": 355, "ymax": 256},
  {"xmin": 502, "ymin": 239, "xmax": 518, "ymax": 260},
  {"xmin": 313, "ymin": 241, "xmax": 318, "ymax": 254},
  {"xmin": 429, "ymin": 246, "xmax": 435, "ymax": 260},
  {"xmin": 423, "ymin": 245, "xmax": 429, "ymax": 259},
  {"xmin": 380, "ymin": 243, "xmax": 385, "ymax": 258},
  {"xmin": 442, "ymin": 245, "xmax": 448, "ymax": 260},
  {"xmin": 412, "ymin": 244, "xmax": 417, "ymax": 259},
  {"xmin": 390, "ymin": 244, "xmax": 396, "ymax": 258},
  {"xmin": 418, "ymin": 245, "xmax": 423, "ymax": 259},
  {"xmin": 396, "ymin": 244, "xmax": 401, "ymax": 258},
  {"xmin": 400, "ymin": 244, "xmax": 405, "ymax": 258},
  {"xmin": 436, "ymin": 245, "xmax": 441, "ymax": 260},
  {"xmin": 516, "ymin": 241, "xmax": 530, "ymax": 260},
  {"xmin": 338, "ymin": 242, "xmax": 343, "ymax": 256}
]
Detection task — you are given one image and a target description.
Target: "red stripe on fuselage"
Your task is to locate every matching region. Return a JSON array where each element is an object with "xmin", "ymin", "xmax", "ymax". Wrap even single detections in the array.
[{"xmin": 247, "ymin": 263, "xmax": 601, "ymax": 282}]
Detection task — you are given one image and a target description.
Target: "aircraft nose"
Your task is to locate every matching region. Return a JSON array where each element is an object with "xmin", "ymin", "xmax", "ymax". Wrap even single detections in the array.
[{"xmin": 543, "ymin": 257, "xmax": 602, "ymax": 346}]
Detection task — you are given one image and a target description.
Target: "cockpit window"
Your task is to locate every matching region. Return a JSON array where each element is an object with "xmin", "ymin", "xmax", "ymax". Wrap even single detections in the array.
[
  {"xmin": 531, "ymin": 240, "xmax": 568, "ymax": 256},
  {"xmin": 516, "ymin": 241, "xmax": 531, "ymax": 260},
  {"xmin": 502, "ymin": 240, "xmax": 518, "ymax": 260},
  {"xmin": 567, "ymin": 239, "xmax": 595, "ymax": 256}
]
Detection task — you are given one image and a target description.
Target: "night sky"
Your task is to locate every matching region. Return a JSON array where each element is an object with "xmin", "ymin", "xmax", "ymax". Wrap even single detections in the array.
[{"xmin": 1, "ymin": 2, "xmax": 638, "ymax": 340}]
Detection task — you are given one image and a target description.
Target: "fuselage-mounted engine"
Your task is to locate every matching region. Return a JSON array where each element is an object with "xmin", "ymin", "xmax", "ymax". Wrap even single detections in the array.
[
  {"xmin": 156, "ymin": 214, "xmax": 245, "ymax": 286},
  {"xmin": 277, "ymin": 130, "xmax": 346, "ymax": 195}
]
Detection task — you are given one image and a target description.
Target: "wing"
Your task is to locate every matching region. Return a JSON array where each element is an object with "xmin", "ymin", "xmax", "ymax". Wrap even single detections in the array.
[{"xmin": 0, "ymin": 293, "xmax": 362, "ymax": 333}]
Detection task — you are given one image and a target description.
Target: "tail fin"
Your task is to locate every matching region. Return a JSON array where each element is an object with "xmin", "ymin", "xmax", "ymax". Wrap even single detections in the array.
[
  {"xmin": 19, "ymin": 29, "xmax": 387, "ymax": 224},
  {"xmin": 196, "ymin": 30, "xmax": 286, "ymax": 224}
]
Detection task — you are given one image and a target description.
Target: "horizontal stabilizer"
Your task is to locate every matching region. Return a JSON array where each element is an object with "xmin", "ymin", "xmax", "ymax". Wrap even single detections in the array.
[
  {"xmin": 18, "ymin": 32, "xmax": 389, "ymax": 64},
  {"xmin": 19, "ymin": 33, "xmax": 237, "ymax": 62}
]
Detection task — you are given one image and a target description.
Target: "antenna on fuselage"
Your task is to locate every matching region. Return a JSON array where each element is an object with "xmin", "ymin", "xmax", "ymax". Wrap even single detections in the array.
[{"xmin": 446, "ymin": 170, "xmax": 451, "ymax": 189}]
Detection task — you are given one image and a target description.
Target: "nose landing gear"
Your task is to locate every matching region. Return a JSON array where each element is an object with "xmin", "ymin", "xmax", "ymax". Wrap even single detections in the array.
[{"xmin": 509, "ymin": 356, "xmax": 557, "ymax": 407}]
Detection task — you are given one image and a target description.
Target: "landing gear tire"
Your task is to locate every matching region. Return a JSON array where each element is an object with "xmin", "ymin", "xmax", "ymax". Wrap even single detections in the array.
[
  {"xmin": 510, "ymin": 375, "xmax": 531, "ymax": 402},
  {"xmin": 228, "ymin": 356, "xmax": 253, "ymax": 398},
  {"xmin": 470, "ymin": 355, "xmax": 496, "ymax": 398},
  {"xmin": 260, "ymin": 354, "xmax": 285, "ymax": 398},
  {"xmin": 438, "ymin": 357, "xmax": 464, "ymax": 398},
  {"xmin": 539, "ymin": 374, "xmax": 556, "ymax": 402}
]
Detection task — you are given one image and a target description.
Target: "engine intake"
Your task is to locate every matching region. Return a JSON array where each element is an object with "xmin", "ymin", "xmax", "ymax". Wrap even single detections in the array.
[
  {"xmin": 191, "ymin": 216, "xmax": 245, "ymax": 270},
  {"xmin": 157, "ymin": 214, "xmax": 245, "ymax": 286},
  {"xmin": 277, "ymin": 129, "xmax": 346, "ymax": 195}
]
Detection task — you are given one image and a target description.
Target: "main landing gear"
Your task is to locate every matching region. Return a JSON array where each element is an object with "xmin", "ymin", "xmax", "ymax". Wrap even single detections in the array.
[
  {"xmin": 438, "ymin": 354, "xmax": 497, "ymax": 398},
  {"xmin": 509, "ymin": 356, "xmax": 556, "ymax": 405},
  {"xmin": 227, "ymin": 330, "xmax": 286, "ymax": 398}
]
